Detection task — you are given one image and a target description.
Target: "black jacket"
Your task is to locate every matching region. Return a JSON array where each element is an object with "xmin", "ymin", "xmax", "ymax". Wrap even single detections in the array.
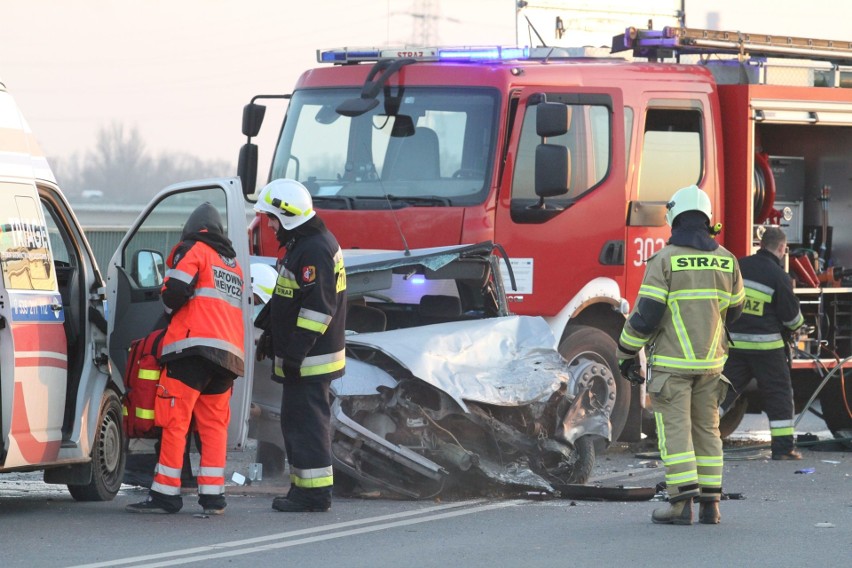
[
  {"xmin": 270, "ymin": 217, "xmax": 347, "ymax": 381},
  {"xmin": 729, "ymin": 248, "xmax": 804, "ymax": 351}
]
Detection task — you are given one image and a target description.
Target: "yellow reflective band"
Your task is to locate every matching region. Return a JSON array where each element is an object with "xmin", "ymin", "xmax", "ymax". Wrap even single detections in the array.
[
  {"xmin": 301, "ymin": 358, "xmax": 346, "ymax": 377},
  {"xmin": 671, "ymin": 254, "xmax": 734, "ymax": 272},
  {"xmin": 652, "ymin": 355, "xmax": 727, "ymax": 369},
  {"xmin": 669, "ymin": 300, "xmax": 695, "ymax": 358},
  {"xmin": 655, "ymin": 412, "xmax": 668, "ymax": 459},
  {"xmin": 122, "ymin": 406, "xmax": 128, "ymax": 416},
  {"xmin": 297, "ymin": 317, "xmax": 329, "ymax": 333},
  {"xmin": 770, "ymin": 427, "xmax": 795, "ymax": 437},
  {"xmin": 137, "ymin": 369, "xmax": 160, "ymax": 381},
  {"xmin": 745, "ymin": 287, "xmax": 772, "ymax": 303},
  {"xmin": 707, "ymin": 319, "xmax": 723, "ymax": 359},
  {"xmin": 730, "ymin": 340, "xmax": 785, "ymax": 350},
  {"xmin": 663, "ymin": 453, "xmax": 696, "ymax": 466},
  {"xmin": 695, "ymin": 456, "xmax": 723, "ymax": 466},
  {"xmin": 135, "ymin": 408, "xmax": 155, "ymax": 420},
  {"xmin": 639, "ymin": 284, "xmax": 668, "ymax": 302},
  {"xmin": 620, "ymin": 329, "xmax": 647, "ymax": 349},
  {"xmin": 698, "ymin": 475, "xmax": 722, "ymax": 485},
  {"xmin": 666, "ymin": 470, "xmax": 699, "ymax": 484},
  {"xmin": 784, "ymin": 313, "xmax": 805, "ymax": 329}
]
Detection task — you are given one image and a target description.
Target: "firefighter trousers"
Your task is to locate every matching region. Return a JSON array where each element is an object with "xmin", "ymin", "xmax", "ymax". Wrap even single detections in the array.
[
  {"xmin": 722, "ymin": 349, "xmax": 795, "ymax": 454},
  {"xmin": 150, "ymin": 360, "xmax": 234, "ymax": 512},
  {"xmin": 280, "ymin": 377, "xmax": 333, "ymax": 508},
  {"xmin": 649, "ymin": 370, "xmax": 728, "ymax": 503}
]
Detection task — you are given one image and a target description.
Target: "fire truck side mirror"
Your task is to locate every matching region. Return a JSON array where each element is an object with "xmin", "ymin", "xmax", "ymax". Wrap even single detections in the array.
[
  {"xmin": 535, "ymin": 144, "xmax": 570, "ymax": 198},
  {"xmin": 242, "ymin": 103, "xmax": 267, "ymax": 137},
  {"xmin": 536, "ymin": 102, "xmax": 572, "ymax": 138},
  {"xmin": 238, "ymin": 143, "xmax": 258, "ymax": 198}
]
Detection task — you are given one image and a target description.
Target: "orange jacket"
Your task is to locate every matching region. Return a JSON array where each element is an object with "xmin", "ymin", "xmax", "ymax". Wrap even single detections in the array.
[{"xmin": 160, "ymin": 239, "xmax": 245, "ymax": 377}]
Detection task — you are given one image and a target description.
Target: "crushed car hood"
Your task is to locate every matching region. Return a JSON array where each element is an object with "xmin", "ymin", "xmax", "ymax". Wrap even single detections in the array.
[{"xmin": 346, "ymin": 315, "xmax": 569, "ymax": 411}]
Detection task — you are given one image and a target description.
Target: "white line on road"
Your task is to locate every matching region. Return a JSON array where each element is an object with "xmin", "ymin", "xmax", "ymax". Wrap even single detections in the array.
[{"xmin": 67, "ymin": 499, "xmax": 523, "ymax": 568}]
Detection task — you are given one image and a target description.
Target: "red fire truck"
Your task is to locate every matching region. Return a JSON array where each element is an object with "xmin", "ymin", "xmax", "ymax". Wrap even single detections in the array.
[{"xmin": 238, "ymin": 26, "xmax": 852, "ymax": 441}]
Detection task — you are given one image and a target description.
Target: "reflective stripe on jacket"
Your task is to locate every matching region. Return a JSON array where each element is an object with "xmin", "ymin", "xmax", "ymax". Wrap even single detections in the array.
[
  {"xmin": 160, "ymin": 241, "xmax": 245, "ymax": 376},
  {"xmin": 619, "ymin": 244, "xmax": 744, "ymax": 374}
]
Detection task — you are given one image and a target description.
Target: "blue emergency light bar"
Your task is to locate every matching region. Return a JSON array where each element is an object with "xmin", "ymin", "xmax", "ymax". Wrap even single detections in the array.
[{"xmin": 317, "ymin": 46, "xmax": 531, "ymax": 64}]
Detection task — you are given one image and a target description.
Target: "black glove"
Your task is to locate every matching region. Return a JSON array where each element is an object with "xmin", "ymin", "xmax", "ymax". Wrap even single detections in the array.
[
  {"xmin": 256, "ymin": 330, "xmax": 272, "ymax": 362},
  {"xmin": 619, "ymin": 358, "xmax": 644, "ymax": 386}
]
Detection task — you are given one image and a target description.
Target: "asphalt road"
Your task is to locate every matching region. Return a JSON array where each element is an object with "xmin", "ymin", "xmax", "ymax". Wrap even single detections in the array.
[{"xmin": 1, "ymin": 413, "xmax": 849, "ymax": 568}]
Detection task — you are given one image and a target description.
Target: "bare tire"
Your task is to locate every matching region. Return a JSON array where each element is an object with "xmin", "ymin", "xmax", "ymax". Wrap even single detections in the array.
[
  {"xmin": 68, "ymin": 390, "xmax": 126, "ymax": 501},
  {"xmin": 566, "ymin": 435, "xmax": 596, "ymax": 484},
  {"xmin": 719, "ymin": 396, "xmax": 748, "ymax": 439},
  {"xmin": 559, "ymin": 325, "xmax": 630, "ymax": 440},
  {"xmin": 819, "ymin": 376, "xmax": 852, "ymax": 436}
]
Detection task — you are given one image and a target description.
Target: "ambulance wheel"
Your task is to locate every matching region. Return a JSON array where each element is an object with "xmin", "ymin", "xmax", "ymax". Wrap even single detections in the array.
[
  {"xmin": 559, "ymin": 325, "xmax": 630, "ymax": 441},
  {"xmin": 68, "ymin": 390, "xmax": 126, "ymax": 501}
]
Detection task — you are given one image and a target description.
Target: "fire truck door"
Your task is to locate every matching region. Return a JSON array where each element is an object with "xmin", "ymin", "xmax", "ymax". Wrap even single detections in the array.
[
  {"xmin": 0, "ymin": 181, "xmax": 67, "ymax": 468},
  {"xmin": 625, "ymin": 98, "xmax": 718, "ymax": 305},
  {"xmin": 105, "ymin": 178, "xmax": 253, "ymax": 449},
  {"xmin": 495, "ymin": 88, "xmax": 626, "ymax": 317}
]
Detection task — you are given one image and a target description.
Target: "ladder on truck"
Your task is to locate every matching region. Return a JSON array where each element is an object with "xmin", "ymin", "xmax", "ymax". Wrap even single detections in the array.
[{"xmin": 613, "ymin": 26, "xmax": 852, "ymax": 67}]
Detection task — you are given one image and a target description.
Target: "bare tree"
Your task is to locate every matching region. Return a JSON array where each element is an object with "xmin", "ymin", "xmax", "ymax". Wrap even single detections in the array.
[{"xmin": 54, "ymin": 122, "xmax": 233, "ymax": 203}]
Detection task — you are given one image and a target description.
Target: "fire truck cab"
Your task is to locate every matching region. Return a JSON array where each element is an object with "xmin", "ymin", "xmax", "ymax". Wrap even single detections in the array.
[{"xmin": 238, "ymin": 28, "xmax": 852, "ymax": 440}]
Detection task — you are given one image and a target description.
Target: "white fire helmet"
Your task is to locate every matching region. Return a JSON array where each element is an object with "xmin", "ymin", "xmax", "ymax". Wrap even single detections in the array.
[
  {"xmin": 250, "ymin": 263, "xmax": 278, "ymax": 305},
  {"xmin": 254, "ymin": 179, "xmax": 316, "ymax": 231},
  {"xmin": 665, "ymin": 184, "xmax": 712, "ymax": 226}
]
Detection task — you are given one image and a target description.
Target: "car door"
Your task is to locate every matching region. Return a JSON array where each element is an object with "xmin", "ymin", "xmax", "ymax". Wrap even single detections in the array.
[{"xmin": 105, "ymin": 178, "xmax": 253, "ymax": 449}]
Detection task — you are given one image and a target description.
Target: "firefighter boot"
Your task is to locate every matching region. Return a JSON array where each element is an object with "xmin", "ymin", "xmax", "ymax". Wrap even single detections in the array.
[
  {"xmin": 652, "ymin": 497, "xmax": 693, "ymax": 525},
  {"xmin": 698, "ymin": 500, "xmax": 721, "ymax": 524}
]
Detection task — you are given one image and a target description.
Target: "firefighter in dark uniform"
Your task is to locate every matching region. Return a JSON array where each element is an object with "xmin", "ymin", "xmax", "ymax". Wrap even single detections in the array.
[
  {"xmin": 254, "ymin": 179, "xmax": 346, "ymax": 513},
  {"xmin": 721, "ymin": 226, "xmax": 805, "ymax": 460},
  {"xmin": 617, "ymin": 185, "xmax": 744, "ymax": 525}
]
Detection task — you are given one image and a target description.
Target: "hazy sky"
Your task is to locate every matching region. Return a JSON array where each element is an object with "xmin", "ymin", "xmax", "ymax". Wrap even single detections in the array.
[{"xmin": 1, "ymin": 0, "xmax": 849, "ymax": 170}]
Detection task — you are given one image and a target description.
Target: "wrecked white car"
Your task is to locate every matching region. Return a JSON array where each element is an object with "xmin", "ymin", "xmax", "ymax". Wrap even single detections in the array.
[{"xmin": 250, "ymin": 242, "xmax": 613, "ymax": 498}]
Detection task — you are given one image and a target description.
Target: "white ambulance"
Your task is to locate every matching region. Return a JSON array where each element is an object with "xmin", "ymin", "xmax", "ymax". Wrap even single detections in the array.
[{"xmin": 0, "ymin": 79, "xmax": 254, "ymax": 500}]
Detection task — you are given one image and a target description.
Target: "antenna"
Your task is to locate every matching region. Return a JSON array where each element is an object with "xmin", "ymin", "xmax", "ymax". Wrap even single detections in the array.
[{"xmin": 384, "ymin": 191, "xmax": 411, "ymax": 256}]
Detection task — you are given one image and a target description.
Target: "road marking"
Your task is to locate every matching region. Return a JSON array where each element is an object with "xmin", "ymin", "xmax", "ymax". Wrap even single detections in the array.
[{"xmin": 68, "ymin": 499, "xmax": 523, "ymax": 568}]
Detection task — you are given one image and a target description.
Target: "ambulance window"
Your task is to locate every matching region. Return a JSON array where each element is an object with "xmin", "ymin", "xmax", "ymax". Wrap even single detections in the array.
[
  {"xmin": 638, "ymin": 108, "xmax": 703, "ymax": 200},
  {"xmin": 120, "ymin": 187, "xmax": 228, "ymax": 287},
  {"xmin": 0, "ymin": 186, "xmax": 56, "ymax": 291}
]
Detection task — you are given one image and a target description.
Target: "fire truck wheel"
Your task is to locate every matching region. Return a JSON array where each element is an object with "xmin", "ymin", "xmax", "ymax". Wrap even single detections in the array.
[
  {"xmin": 819, "ymin": 375, "xmax": 852, "ymax": 436},
  {"xmin": 719, "ymin": 396, "xmax": 748, "ymax": 439},
  {"xmin": 68, "ymin": 389, "xmax": 126, "ymax": 501},
  {"xmin": 559, "ymin": 325, "xmax": 630, "ymax": 441}
]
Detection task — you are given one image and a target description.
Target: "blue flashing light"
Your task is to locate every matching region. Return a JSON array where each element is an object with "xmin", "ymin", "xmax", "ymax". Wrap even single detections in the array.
[
  {"xmin": 410, "ymin": 275, "xmax": 426, "ymax": 285},
  {"xmin": 438, "ymin": 46, "xmax": 529, "ymax": 61},
  {"xmin": 318, "ymin": 46, "xmax": 530, "ymax": 64}
]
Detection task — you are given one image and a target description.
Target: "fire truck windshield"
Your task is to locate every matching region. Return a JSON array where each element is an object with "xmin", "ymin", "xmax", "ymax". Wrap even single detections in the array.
[{"xmin": 269, "ymin": 87, "xmax": 498, "ymax": 208}]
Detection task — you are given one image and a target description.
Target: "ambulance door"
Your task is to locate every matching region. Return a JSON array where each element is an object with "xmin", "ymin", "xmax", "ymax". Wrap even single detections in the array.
[
  {"xmin": 105, "ymin": 178, "xmax": 253, "ymax": 449},
  {"xmin": 0, "ymin": 181, "xmax": 67, "ymax": 468}
]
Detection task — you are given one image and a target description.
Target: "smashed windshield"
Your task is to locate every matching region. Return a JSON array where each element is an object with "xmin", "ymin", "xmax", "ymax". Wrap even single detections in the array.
[{"xmin": 269, "ymin": 87, "xmax": 498, "ymax": 208}]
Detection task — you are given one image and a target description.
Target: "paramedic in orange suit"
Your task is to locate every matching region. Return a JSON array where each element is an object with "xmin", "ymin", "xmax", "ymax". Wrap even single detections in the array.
[{"xmin": 126, "ymin": 202, "xmax": 245, "ymax": 515}]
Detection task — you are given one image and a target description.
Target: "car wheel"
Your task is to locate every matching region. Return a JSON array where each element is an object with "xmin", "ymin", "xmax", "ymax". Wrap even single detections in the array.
[
  {"xmin": 559, "ymin": 325, "xmax": 630, "ymax": 440},
  {"xmin": 68, "ymin": 389, "xmax": 125, "ymax": 501},
  {"xmin": 566, "ymin": 435, "xmax": 595, "ymax": 484}
]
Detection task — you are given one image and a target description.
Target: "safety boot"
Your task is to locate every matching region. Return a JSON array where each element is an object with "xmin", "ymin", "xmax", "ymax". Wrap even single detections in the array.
[
  {"xmin": 698, "ymin": 500, "xmax": 721, "ymax": 524},
  {"xmin": 652, "ymin": 497, "xmax": 693, "ymax": 525}
]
